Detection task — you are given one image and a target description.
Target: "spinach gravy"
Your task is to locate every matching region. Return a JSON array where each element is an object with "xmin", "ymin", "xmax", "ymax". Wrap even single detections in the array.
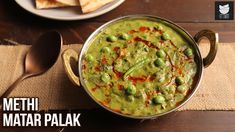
[{"xmin": 82, "ymin": 19, "xmax": 197, "ymax": 116}]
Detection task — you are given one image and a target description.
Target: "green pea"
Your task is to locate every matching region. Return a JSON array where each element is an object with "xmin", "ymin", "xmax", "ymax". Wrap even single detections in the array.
[
  {"xmin": 154, "ymin": 58, "xmax": 165, "ymax": 67},
  {"xmin": 168, "ymin": 86, "xmax": 176, "ymax": 94},
  {"xmin": 102, "ymin": 47, "xmax": 111, "ymax": 53},
  {"xmin": 175, "ymin": 76, "xmax": 184, "ymax": 85},
  {"xmin": 175, "ymin": 93, "xmax": 185, "ymax": 102},
  {"xmin": 156, "ymin": 49, "xmax": 166, "ymax": 58},
  {"xmin": 153, "ymin": 95, "xmax": 165, "ymax": 104},
  {"xmin": 127, "ymin": 95, "xmax": 135, "ymax": 102},
  {"xmin": 86, "ymin": 54, "xmax": 94, "ymax": 62},
  {"xmin": 107, "ymin": 35, "xmax": 117, "ymax": 42},
  {"xmin": 161, "ymin": 32, "xmax": 170, "ymax": 40},
  {"xmin": 160, "ymin": 87, "xmax": 169, "ymax": 95},
  {"xmin": 101, "ymin": 73, "xmax": 111, "ymax": 83},
  {"xmin": 184, "ymin": 48, "xmax": 193, "ymax": 57},
  {"xmin": 125, "ymin": 84, "xmax": 136, "ymax": 95},
  {"xmin": 155, "ymin": 25, "xmax": 163, "ymax": 30},
  {"xmin": 177, "ymin": 85, "xmax": 187, "ymax": 93},
  {"xmin": 120, "ymin": 33, "xmax": 130, "ymax": 40},
  {"xmin": 165, "ymin": 94, "xmax": 174, "ymax": 101}
]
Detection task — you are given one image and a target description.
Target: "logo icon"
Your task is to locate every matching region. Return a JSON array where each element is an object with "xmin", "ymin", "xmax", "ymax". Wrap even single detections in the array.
[
  {"xmin": 215, "ymin": 1, "xmax": 234, "ymax": 20},
  {"xmin": 219, "ymin": 4, "xmax": 230, "ymax": 14}
]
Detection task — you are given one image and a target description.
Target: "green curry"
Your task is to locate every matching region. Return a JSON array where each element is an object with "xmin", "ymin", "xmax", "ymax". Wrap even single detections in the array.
[{"xmin": 82, "ymin": 19, "xmax": 197, "ymax": 116}]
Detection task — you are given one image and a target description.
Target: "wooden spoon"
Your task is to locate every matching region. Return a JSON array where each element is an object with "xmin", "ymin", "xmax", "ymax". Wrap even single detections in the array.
[{"xmin": 0, "ymin": 31, "xmax": 62, "ymax": 104}]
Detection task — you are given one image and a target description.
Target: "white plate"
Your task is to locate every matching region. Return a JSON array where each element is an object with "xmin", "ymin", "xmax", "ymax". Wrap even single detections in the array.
[{"xmin": 15, "ymin": 0, "xmax": 125, "ymax": 21}]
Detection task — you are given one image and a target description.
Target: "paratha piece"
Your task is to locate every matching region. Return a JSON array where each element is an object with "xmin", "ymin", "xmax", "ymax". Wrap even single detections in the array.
[
  {"xmin": 35, "ymin": 0, "xmax": 79, "ymax": 9},
  {"xmin": 57, "ymin": 0, "xmax": 80, "ymax": 6},
  {"xmin": 79, "ymin": 0, "xmax": 115, "ymax": 13}
]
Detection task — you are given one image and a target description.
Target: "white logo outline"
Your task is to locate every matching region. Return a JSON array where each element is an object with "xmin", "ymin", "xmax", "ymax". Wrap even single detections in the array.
[{"xmin": 219, "ymin": 4, "xmax": 230, "ymax": 14}]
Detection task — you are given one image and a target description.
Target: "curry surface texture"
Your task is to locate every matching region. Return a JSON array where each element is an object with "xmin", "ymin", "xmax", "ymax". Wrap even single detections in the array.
[{"xmin": 82, "ymin": 19, "xmax": 197, "ymax": 117}]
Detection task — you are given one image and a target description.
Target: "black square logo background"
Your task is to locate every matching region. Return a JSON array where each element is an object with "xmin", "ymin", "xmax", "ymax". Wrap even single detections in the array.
[{"xmin": 215, "ymin": 1, "xmax": 234, "ymax": 20}]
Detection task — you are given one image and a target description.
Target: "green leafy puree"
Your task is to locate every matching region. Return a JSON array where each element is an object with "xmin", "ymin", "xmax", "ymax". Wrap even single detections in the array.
[{"xmin": 82, "ymin": 19, "xmax": 197, "ymax": 116}]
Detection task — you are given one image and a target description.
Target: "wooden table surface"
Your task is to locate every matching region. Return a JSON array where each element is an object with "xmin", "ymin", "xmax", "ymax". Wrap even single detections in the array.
[{"xmin": 1, "ymin": 0, "xmax": 235, "ymax": 131}]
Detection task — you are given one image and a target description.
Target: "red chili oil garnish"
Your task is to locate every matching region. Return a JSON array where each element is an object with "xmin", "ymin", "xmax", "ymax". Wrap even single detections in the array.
[
  {"xmin": 101, "ymin": 57, "xmax": 107, "ymax": 64},
  {"xmin": 95, "ymin": 65, "xmax": 101, "ymax": 72},
  {"xmin": 128, "ymin": 75, "xmax": 148, "ymax": 84},
  {"xmin": 152, "ymin": 27, "xmax": 163, "ymax": 34},
  {"xmin": 148, "ymin": 75, "xmax": 156, "ymax": 81},
  {"xmin": 175, "ymin": 102, "xmax": 181, "ymax": 106},
  {"xmin": 159, "ymin": 40, "xmax": 164, "ymax": 44},
  {"xmin": 112, "ymin": 109, "xmax": 122, "ymax": 113},
  {"xmin": 153, "ymin": 27, "xmax": 159, "ymax": 32},
  {"xmin": 118, "ymin": 84, "xmax": 124, "ymax": 91},
  {"xmin": 91, "ymin": 85, "xmax": 100, "ymax": 92},
  {"xmin": 129, "ymin": 30, "xmax": 138, "ymax": 34},
  {"xmin": 112, "ymin": 68, "xmax": 123, "ymax": 78},
  {"xmin": 91, "ymin": 87, "xmax": 97, "ymax": 92},
  {"xmin": 99, "ymin": 101, "xmax": 109, "ymax": 107},
  {"xmin": 134, "ymin": 37, "xmax": 160, "ymax": 50},
  {"xmin": 113, "ymin": 47, "xmax": 120, "ymax": 52},
  {"xmin": 113, "ymin": 47, "xmax": 122, "ymax": 61},
  {"xmin": 139, "ymin": 26, "xmax": 150, "ymax": 32},
  {"xmin": 178, "ymin": 69, "xmax": 182, "ymax": 74}
]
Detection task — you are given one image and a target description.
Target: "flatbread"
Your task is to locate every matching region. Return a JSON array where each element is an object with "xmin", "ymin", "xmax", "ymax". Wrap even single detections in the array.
[
  {"xmin": 56, "ymin": 0, "xmax": 80, "ymax": 6},
  {"xmin": 35, "ymin": 0, "xmax": 66, "ymax": 9},
  {"xmin": 35, "ymin": 0, "xmax": 79, "ymax": 9},
  {"xmin": 35, "ymin": 0, "xmax": 115, "ymax": 13},
  {"xmin": 79, "ymin": 0, "xmax": 114, "ymax": 13}
]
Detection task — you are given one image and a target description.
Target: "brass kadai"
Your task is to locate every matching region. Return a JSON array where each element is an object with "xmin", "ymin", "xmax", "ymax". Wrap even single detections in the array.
[{"xmin": 62, "ymin": 15, "xmax": 218, "ymax": 119}]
